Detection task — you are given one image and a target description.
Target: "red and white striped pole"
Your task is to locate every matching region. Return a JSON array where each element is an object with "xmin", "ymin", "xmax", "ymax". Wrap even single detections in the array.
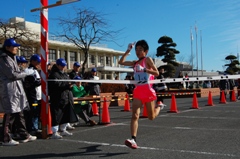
[{"xmin": 40, "ymin": 0, "xmax": 51, "ymax": 139}]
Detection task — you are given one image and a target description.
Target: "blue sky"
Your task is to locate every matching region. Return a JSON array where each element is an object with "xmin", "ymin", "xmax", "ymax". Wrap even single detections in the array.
[{"xmin": 1, "ymin": 0, "xmax": 240, "ymax": 72}]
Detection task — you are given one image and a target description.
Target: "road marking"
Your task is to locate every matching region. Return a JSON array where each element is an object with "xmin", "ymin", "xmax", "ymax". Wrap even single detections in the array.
[
  {"xmin": 61, "ymin": 138, "xmax": 237, "ymax": 157},
  {"xmin": 161, "ymin": 115, "xmax": 240, "ymax": 120}
]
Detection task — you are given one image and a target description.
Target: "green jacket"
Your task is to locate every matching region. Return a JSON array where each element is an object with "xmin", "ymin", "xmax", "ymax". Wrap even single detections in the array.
[{"xmin": 72, "ymin": 84, "xmax": 88, "ymax": 98}]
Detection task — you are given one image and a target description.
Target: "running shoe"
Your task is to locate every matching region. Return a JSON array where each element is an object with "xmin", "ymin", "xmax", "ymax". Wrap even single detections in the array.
[
  {"xmin": 60, "ymin": 130, "xmax": 73, "ymax": 136},
  {"xmin": 19, "ymin": 135, "xmax": 37, "ymax": 143},
  {"xmin": 50, "ymin": 132, "xmax": 63, "ymax": 139},
  {"xmin": 125, "ymin": 139, "xmax": 138, "ymax": 149},
  {"xmin": 157, "ymin": 101, "xmax": 167, "ymax": 110},
  {"xmin": 1, "ymin": 139, "xmax": 19, "ymax": 146},
  {"xmin": 160, "ymin": 103, "xmax": 167, "ymax": 110},
  {"xmin": 66, "ymin": 125, "xmax": 75, "ymax": 130}
]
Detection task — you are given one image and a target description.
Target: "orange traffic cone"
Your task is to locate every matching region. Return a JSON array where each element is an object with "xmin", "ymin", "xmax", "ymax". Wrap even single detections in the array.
[
  {"xmin": 121, "ymin": 94, "xmax": 131, "ymax": 112},
  {"xmin": 191, "ymin": 92, "xmax": 199, "ymax": 109},
  {"xmin": 168, "ymin": 94, "xmax": 178, "ymax": 113},
  {"xmin": 92, "ymin": 101, "xmax": 99, "ymax": 116},
  {"xmin": 230, "ymin": 90, "xmax": 237, "ymax": 102},
  {"xmin": 101, "ymin": 97, "xmax": 111, "ymax": 124},
  {"xmin": 140, "ymin": 104, "xmax": 148, "ymax": 118},
  {"xmin": 0, "ymin": 113, "xmax": 3, "ymax": 119},
  {"xmin": 206, "ymin": 91, "xmax": 214, "ymax": 106},
  {"xmin": 219, "ymin": 90, "xmax": 227, "ymax": 104}
]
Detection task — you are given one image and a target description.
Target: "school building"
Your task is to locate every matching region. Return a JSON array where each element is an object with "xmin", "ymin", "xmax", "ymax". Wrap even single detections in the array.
[{"xmin": 1, "ymin": 17, "xmax": 134, "ymax": 80}]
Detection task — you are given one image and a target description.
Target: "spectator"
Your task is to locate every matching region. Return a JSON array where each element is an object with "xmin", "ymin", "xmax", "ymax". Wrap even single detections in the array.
[
  {"xmin": 23, "ymin": 54, "xmax": 42, "ymax": 135},
  {"xmin": 185, "ymin": 73, "xmax": 189, "ymax": 89},
  {"xmin": 85, "ymin": 68, "xmax": 101, "ymax": 96},
  {"xmin": 19, "ymin": 56, "xmax": 28, "ymax": 71},
  {"xmin": 238, "ymin": 78, "xmax": 240, "ymax": 100},
  {"xmin": 47, "ymin": 62, "xmax": 52, "ymax": 75},
  {"xmin": 69, "ymin": 62, "xmax": 81, "ymax": 79},
  {"xmin": 16, "ymin": 56, "xmax": 21, "ymax": 67},
  {"xmin": 154, "ymin": 67, "xmax": 167, "ymax": 108},
  {"xmin": 178, "ymin": 71, "xmax": 184, "ymax": 89},
  {"xmin": 125, "ymin": 75, "xmax": 135, "ymax": 95},
  {"xmin": 229, "ymin": 79, "xmax": 235, "ymax": 100},
  {"xmin": 0, "ymin": 38, "xmax": 37, "ymax": 146},
  {"xmin": 16, "ymin": 56, "xmax": 28, "ymax": 71},
  {"xmin": 11, "ymin": 55, "xmax": 29, "ymax": 139},
  {"xmin": 219, "ymin": 78, "xmax": 229, "ymax": 101},
  {"xmin": 48, "ymin": 58, "xmax": 79, "ymax": 139},
  {"xmin": 72, "ymin": 76, "xmax": 97, "ymax": 126},
  {"xmin": 206, "ymin": 81, "xmax": 211, "ymax": 88}
]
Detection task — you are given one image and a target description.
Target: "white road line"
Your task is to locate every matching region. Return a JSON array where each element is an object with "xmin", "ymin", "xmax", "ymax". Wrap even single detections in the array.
[
  {"xmin": 72, "ymin": 123, "xmax": 127, "ymax": 133},
  {"xmin": 136, "ymin": 124, "xmax": 239, "ymax": 131},
  {"xmin": 61, "ymin": 138, "xmax": 237, "ymax": 157},
  {"xmin": 161, "ymin": 115, "xmax": 240, "ymax": 120}
]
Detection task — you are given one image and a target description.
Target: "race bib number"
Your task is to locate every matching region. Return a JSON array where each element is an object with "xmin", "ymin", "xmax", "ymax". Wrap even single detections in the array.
[{"xmin": 134, "ymin": 72, "xmax": 149, "ymax": 85}]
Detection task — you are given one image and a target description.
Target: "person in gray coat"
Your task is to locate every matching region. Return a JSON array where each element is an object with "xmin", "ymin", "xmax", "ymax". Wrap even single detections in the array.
[{"xmin": 0, "ymin": 38, "xmax": 37, "ymax": 146}]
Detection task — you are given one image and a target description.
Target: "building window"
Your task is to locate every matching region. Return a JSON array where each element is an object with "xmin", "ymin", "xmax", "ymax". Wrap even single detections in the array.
[
  {"xmin": 49, "ymin": 49, "xmax": 56, "ymax": 62},
  {"xmin": 64, "ymin": 51, "xmax": 68, "ymax": 62},
  {"xmin": 113, "ymin": 56, "xmax": 117, "ymax": 67},
  {"xmin": 106, "ymin": 74, "xmax": 112, "ymax": 79},
  {"xmin": 90, "ymin": 54, "xmax": 95, "ymax": 64},
  {"xmin": 99, "ymin": 56, "xmax": 104, "ymax": 65},
  {"xmin": 70, "ymin": 51, "xmax": 77, "ymax": 62},
  {"xmin": 20, "ymin": 47, "xmax": 36, "ymax": 59},
  {"xmin": 106, "ymin": 56, "xmax": 111, "ymax": 66}
]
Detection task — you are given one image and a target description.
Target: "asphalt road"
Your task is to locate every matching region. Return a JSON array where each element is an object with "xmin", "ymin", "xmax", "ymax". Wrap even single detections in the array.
[{"xmin": 1, "ymin": 96, "xmax": 240, "ymax": 159}]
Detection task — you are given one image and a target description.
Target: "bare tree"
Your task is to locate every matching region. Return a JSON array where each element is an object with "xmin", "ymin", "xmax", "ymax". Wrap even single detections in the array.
[
  {"xmin": 0, "ymin": 18, "xmax": 39, "ymax": 58},
  {"xmin": 55, "ymin": 8, "xmax": 123, "ymax": 75}
]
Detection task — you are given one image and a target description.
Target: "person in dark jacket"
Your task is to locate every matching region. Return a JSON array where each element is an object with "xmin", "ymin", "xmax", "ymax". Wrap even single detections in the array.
[
  {"xmin": 229, "ymin": 79, "xmax": 235, "ymax": 101},
  {"xmin": 85, "ymin": 68, "xmax": 101, "ymax": 96},
  {"xmin": 0, "ymin": 38, "xmax": 37, "ymax": 146},
  {"xmin": 48, "ymin": 58, "xmax": 78, "ymax": 139},
  {"xmin": 23, "ymin": 54, "xmax": 42, "ymax": 135},
  {"xmin": 125, "ymin": 75, "xmax": 135, "ymax": 95},
  {"xmin": 47, "ymin": 62, "xmax": 52, "ymax": 75},
  {"xmin": 219, "ymin": 76, "xmax": 230, "ymax": 101},
  {"xmin": 68, "ymin": 62, "xmax": 81, "ymax": 79}
]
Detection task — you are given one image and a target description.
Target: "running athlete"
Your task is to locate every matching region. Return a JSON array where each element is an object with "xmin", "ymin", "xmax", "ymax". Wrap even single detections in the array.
[{"xmin": 119, "ymin": 40, "xmax": 161, "ymax": 149}]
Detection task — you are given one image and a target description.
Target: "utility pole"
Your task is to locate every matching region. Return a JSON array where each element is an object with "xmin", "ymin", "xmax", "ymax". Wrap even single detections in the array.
[
  {"xmin": 195, "ymin": 23, "xmax": 198, "ymax": 78},
  {"xmin": 200, "ymin": 30, "xmax": 203, "ymax": 76},
  {"xmin": 190, "ymin": 27, "xmax": 194, "ymax": 77}
]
